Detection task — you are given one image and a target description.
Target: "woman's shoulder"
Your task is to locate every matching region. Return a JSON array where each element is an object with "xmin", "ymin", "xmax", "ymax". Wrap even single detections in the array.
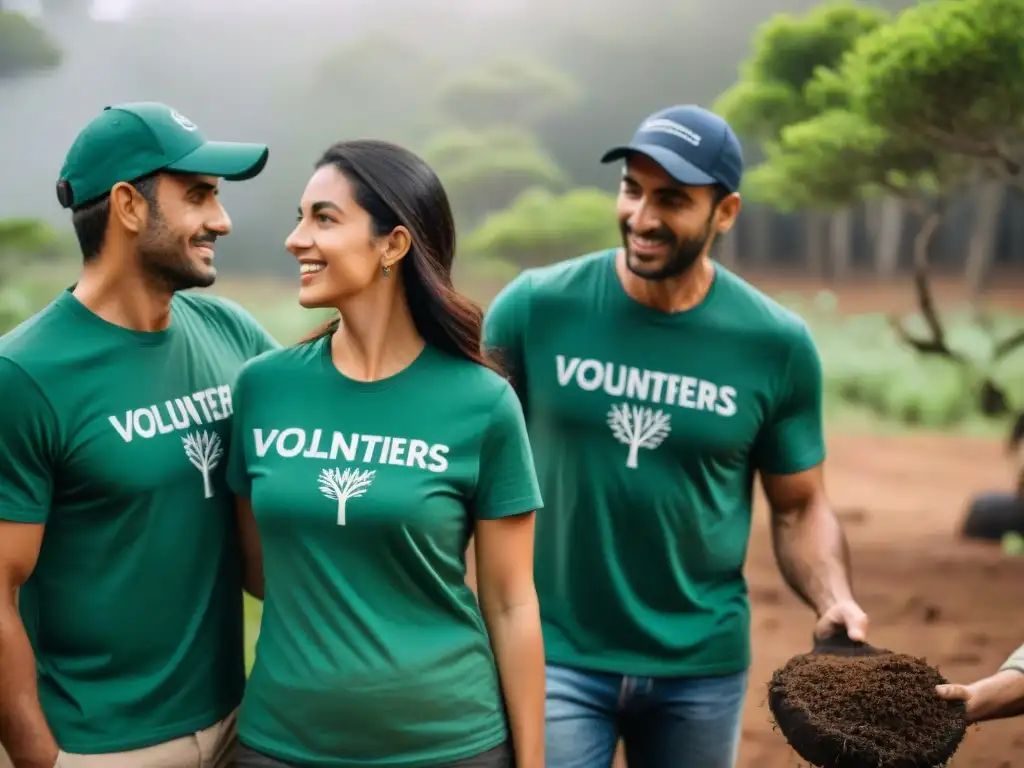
[
  {"xmin": 423, "ymin": 346, "xmax": 514, "ymax": 403},
  {"xmin": 235, "ymin": 338, "xmax": 325, "ymax": 387}
]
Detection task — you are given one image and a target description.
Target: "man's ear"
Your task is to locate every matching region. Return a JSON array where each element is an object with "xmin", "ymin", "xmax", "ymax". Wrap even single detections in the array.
[
  {"xmin": 109, "ymin": 182, "xmax": 150, "ymax": 235},
  {"xmin": 715, "ymin": 193, "xmax": 742, "ymax": 234}
]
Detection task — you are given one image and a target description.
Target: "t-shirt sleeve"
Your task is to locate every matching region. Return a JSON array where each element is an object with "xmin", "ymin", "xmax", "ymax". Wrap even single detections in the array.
[
  {"xmin": 473, "ymin": 382, "xmax": 543, "ymax": 521},
  {"xmin": 752, "ymin": 323, "xmax": 827, "ymax": 476},
  {"xmin": 0, "ymin": 359, "xmax": 58, "ymax": 524},
  {"xmin": 225, "ymin": 366, "xmax": 253, "ymax": 498},
  {"xmin": 482, "ymin": 271, "xmax": 532, "ymax": 407},
  {"xmin": 215, "ymin": 296, "xmax": 281, "ymax": 358}
]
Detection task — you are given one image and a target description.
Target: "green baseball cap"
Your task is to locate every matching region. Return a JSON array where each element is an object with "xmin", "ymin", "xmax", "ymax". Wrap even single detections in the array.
[{"xmin": 56, "ymin": 101, "xmax": 269, "ymax": 209}]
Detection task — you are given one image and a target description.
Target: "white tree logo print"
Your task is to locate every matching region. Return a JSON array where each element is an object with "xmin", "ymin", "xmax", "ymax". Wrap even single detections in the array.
[
  {"xmin": 318, "ymin": 467, "xmax": 376, "ymax": 525},
  {"xmin": 607, "ymin": 403, "xmax": 672, "ymax": 469},
  {"xmin": 182, "ymin": 431, "xmax": 223, "ymax": 499}
]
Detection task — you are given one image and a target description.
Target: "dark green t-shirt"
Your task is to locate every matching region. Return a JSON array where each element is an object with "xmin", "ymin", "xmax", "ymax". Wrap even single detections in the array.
[
  {"xmin": 226, "ymin": 337, "xmax": 542, "ymax": 767},
  {"xmin": 0, "ymin": 289, "xmax": 278, "ymax": 753},
  {"xmin": 483, "ymin": 249, "xmax": 825, "ymax": 677}
]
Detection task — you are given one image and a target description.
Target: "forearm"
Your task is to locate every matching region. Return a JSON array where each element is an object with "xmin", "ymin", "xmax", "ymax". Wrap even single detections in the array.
[
  {"xmin": 770, "ymin": 496, "xmax": 854, "ymax": 614},
  {"xmin": 0, "ymin": 603, "xmax": 58, "ymax": 768},
  {"xmin": 482, "ymin": 600, "xmax": 545, "ymax": 768}
]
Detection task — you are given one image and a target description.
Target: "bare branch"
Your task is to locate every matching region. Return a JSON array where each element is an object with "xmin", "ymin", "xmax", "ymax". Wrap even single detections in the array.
[
  {"xmin": 993, "ymin": 328, "xmax": 1024, "ymax": 362},
  {"xmin": 888, "ymin": 203, "xmax": 969, "ymax": 365}
]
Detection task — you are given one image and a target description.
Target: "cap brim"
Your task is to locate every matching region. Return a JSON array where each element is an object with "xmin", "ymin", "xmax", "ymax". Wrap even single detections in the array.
[
  {"xmin": 601, "ymin": 144, "xmax": 716, "ymax": 187},
  {"xmin": 166, "ymin": 140, "xmax": 269, "ymax": 181}
]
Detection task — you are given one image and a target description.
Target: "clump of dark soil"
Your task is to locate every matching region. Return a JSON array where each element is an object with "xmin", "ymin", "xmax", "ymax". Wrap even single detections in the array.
[{"xmin": 768, "ymin": 651, "xmax": 967, "ymax": 768}]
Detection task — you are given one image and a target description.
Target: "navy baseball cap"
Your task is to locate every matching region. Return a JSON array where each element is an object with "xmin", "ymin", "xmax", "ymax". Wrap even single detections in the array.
[{"xmin": 601, "ymin": 105, "xmax": 744, "ymax": 193}]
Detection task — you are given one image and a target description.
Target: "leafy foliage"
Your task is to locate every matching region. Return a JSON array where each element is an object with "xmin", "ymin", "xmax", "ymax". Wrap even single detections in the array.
[
  {"xmin": 423, "ymin": 127, "xmax": 568, "ymax": 226},
  {"xmin": 0, "ymin": 218, "xmax": 68, "ymax": 265},
  {"xmin": 463, "ymin": 187, "xmax": 619, "ymax": 269},
  {"xmin": 745, "ymin": 109, "xmax": 957, "ymax": 209},
  {"xmin": 714, "ymin": 0, "xmax": 889, "ymax": 142},
  {"xmin": 433, "ymin": 54, "xmax": 581, "ymax": 131},
  {"xmin": 842, "ymin": 0, "xmax": 1024, "ymax": 178},
  {"xmin": 305, "ymin": 35, "xmax": 448, "ymax": 146},
  {"xmin": 0, "ymin": 10, "xmax": 61, "ymax": 78}
]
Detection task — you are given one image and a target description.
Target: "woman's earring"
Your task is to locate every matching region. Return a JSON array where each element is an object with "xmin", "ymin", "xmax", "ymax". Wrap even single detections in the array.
[{"xmin": 382, "ymin": 263, "xmax": 392, "ymax": 278}]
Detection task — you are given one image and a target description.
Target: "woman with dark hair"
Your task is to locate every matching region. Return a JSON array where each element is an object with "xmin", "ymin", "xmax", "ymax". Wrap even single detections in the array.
[{"xmin": 226, "ymin": 140, "xmax": 545, "ymax": 768}]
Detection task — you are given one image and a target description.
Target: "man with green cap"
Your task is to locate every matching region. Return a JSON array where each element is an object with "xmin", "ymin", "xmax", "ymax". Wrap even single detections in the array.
[{"xmin": 0, "ymin": 102, "xmax": 278, "ymax": 768}]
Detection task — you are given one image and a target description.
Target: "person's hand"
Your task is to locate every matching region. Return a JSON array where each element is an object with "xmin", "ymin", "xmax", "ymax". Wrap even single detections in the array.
[
  {"xmin": 935, "ymin": 683, "xmax": 972, "ymax": 704},
  {"xmin": 813, "ymin": 598, "xmax": 870, "ymax": 643}
]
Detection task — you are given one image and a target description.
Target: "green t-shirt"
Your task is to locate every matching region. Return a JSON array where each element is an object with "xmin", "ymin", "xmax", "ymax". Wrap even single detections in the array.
[
  {"xmin": 483, "ymin": 249, "xmax": 825, "ymax": 677},
  {"xmin": 0, "ymin": 289, "xmax": 278, "ymax": 753},
  {"xmin": 226, "ymin": 337, "xmax": 542, "ymax": 767}
]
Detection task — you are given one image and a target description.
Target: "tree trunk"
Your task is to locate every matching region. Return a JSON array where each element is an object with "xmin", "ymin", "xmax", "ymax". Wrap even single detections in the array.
[
  {"xmin": 964, "ymin": 179, "xmax": 1006, "ymax": 307},
  {"xmin": 804, "ymin": 212, "xmax": 826, "ymax": 278},
  {"xmin": 873, "ymin": 197, "xmax": 905, "ymax": 278},
  {"xmin": 829, "ymin": 209, "xmax": 853, "ymax": 280},
  {"xmin": 910, "ymin": 207, "xmax": 949, "ymax": 348}
]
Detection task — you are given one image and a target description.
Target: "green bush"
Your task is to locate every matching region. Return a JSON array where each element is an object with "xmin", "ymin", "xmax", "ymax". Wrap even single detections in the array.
[
  {"xmin": 0, "ymin": 218, "xmax": 68, "ymax": 260},
  {"xmin": 423, "ymin": 127, "xmax": 569, "ymax": 225},
  {"xmin": 0, "ymin": 11, "xmax": 62, "ymax": 78},
  {"xmin": 463, "ymin": 187, "xmax": 620, "ymax": 268},
  {"xmin": 789, "ymin": 293, "xmax": 1024, "ymax": 431}
]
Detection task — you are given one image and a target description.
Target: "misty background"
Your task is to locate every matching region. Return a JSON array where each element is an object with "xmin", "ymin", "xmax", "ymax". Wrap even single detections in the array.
[{"xmin": 7, "ymin": 0, "xmax": 1018, "ymax": 282}]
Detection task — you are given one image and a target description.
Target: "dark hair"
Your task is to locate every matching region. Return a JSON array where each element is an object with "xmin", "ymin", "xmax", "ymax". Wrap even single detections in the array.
[
  {"xmin": 710, "ymin": 183, "xmax": 732, "ymax": 208},
  {"xmin": 72, "ymin": 173, "xmax": 160, "ymax": 261},
  {"xmin": 301, "ymin": 140, "xmax": 501, "ymax": 376}
]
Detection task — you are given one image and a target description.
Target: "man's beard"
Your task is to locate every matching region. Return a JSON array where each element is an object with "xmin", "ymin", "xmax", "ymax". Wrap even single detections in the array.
[
  {"xmin": 137, "ymin": 207, "xmax": 217, "ymax": 292},
  {"xmin": 620, "ymin": 215, "xmax": 715, "ymax": 282}
]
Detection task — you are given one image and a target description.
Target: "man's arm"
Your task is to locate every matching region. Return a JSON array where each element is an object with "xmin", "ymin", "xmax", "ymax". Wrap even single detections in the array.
[
  {"xmin": 207, "ymin": 295, "xmax": 281, "ymax": 358},
  {"xmin": 755, "ymin": 324, "xmax": 867, "ymax": 639},
  {"xmin": 482, "ymin": 270, "xmax": 533, "ymax": 412},
  {"xmin": 761, "ymin": 467, "xmax": 862, "ymax": 633},
  {"xmin": 0, "ymin": 360, "xmax": 60, "ymax": 767},
  {"xmin": 0, "ymin": 523, "xmax": 57, "ymax": 768}
]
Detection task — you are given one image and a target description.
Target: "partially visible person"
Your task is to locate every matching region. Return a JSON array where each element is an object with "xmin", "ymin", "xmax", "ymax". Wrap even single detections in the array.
[
  {"xmin": 936, "ymin": 642, "xmax": 1024, "ymax": 723},
  {"xmin": 0, "ymin": 102, "xmax": 276, "ymax": 768},
  {"xmin": 227, "ymin": 139, "xmax": 545, "ymax": 768},
  {"xmin": 483, "ymin": 104, "xmax": 867, "ymax": 768}
]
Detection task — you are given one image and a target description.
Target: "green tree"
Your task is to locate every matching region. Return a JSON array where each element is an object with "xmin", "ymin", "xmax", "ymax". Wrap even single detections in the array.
[
  {"xmin": 462, "ymin": 187, "xmax": 619, "ymax": 270},
  {"xmin": 844, "ymin": 0, "xmax": 1024, "ymax": 182},
  {"xmin": 712, "ymin": 0, "xmax": 890, "ymax": 272},
  {"xmin": 433, "ymin": 54, "xmax": 581, "ymax": 132},
  {"xmin": 835, "ymin": 0, "xmax": 1024, "ymax": 412},
  {"xmin": 714, "ymin": 1, "xmax": 889, "ymax": 143},
  {"xmin": 422, "ymin": 127, "xmax": 568, "ymax": 227},
  {"xmin": 302, "ymin": 34, "xmax": 447, "ymax": 148},
  {"xmin": 0, "ymin": 10, "xmax": 61, "ymax": 77},
  {"xmin": 841, "ymin": 0, "xmax": 1024, "ymax": 307}
]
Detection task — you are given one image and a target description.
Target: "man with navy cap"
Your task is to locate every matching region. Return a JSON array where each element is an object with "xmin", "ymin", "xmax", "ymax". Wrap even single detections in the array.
[
  {"xmin": 0, "ymin": 103, "xmax": 278, "ymax": 768},
  {"xmin": 483, "ymin": 104, "xmax": 867, "ymax": 767}
]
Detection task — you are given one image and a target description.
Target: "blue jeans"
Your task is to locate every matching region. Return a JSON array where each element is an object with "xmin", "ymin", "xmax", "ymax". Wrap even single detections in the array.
[{"xmin": 545, "ymin": 664, "xmax": 748, "ymax": 768}]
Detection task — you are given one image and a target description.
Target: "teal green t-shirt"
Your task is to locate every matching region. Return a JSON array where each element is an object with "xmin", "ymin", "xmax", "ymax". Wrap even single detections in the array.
[
  {"xmin": 483, "ymin": 249, "xmax": 826, "ymax": 677},
  {"xmin": 226, "ymin": 337, "xmax": 542, "ymax": 767},
  {"xmin": 0, "ymin": 289, "xmax": 278, "ymax": 753}
]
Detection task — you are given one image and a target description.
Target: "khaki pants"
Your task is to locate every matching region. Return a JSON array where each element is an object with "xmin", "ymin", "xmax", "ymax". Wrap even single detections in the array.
[{"xmin": 47, "ymin": 709, "xmax": 238, "ymax": 768}]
